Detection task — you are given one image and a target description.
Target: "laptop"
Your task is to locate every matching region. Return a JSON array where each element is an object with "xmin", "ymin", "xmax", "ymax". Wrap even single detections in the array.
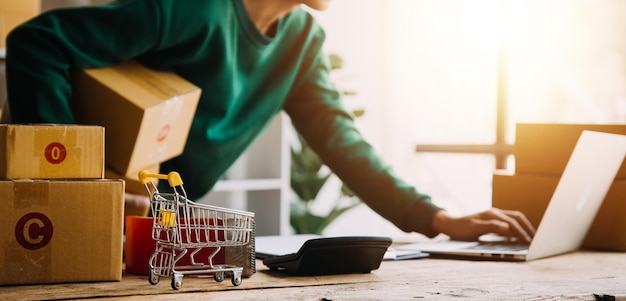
[{"xmin": 399, "ymin": 130, "xmax": 626, "ymax": 261}]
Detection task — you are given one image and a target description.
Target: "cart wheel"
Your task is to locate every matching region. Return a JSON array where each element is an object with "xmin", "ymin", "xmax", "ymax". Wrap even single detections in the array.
[
  {"xmin": 231, "ymin": 274, "xmax": 242, "ymax": 286},
  {"xmin": 214, "ymin": 271, "xmax": 225, "ymax": 282},
  {"xmin": 171, "ymin": 274, "xmax": 183, "ymax": 290},
  {"xmin": 148, "ymin": 270, "xmax": 159, "ymax": 285}
]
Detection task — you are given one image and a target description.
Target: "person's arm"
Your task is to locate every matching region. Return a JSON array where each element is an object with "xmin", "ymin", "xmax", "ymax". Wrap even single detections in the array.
[
  {"xmin": 283, "ymin": 27, "xmax": 536, "ymax": 242},
  {"xmin": 6, "ymin": 0, "xmax": 161, "ymax": 123},
  {"xmin": 283, "ymin": 41, "xmax": 441, "ymax": 237}
]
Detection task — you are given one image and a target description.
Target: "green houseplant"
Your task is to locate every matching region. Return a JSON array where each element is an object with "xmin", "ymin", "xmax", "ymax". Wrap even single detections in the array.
[{"xmin": 289, "ymin": 53, "xmax": 363, "ymax": 235}]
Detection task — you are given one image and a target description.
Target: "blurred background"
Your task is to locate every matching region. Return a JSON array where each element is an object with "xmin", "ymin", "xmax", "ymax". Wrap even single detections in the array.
[
  {"xmin": 308, "ymin": 0, "xmax": 626, "ymax": 240},
  {"xmin": 2, "ymin": 0, "xmax": 626, "ymax": 240}
]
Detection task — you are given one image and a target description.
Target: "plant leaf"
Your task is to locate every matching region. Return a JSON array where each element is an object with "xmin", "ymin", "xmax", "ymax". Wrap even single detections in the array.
[
  {"xmin": 290, "ymin": 210, "xmax": 327, "ymax": 235},
  {"xmin": 312, "ymin": 201, "xmax": 361, "ymax": 234},
  {"xmin": 291, "ymin": 173, "xmax": 331, "ymax": 201}
]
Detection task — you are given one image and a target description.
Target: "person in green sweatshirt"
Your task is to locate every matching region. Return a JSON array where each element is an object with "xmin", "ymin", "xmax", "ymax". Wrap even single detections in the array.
[{"xmin": 5, "ymin": 0, "xmax": 535, "ymax": 243}]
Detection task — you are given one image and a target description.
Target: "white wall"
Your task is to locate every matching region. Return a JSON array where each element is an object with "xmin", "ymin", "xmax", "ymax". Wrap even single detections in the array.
[{"xmin": 307, "ymin": 2, "xmax": 420, "ymax": 239}]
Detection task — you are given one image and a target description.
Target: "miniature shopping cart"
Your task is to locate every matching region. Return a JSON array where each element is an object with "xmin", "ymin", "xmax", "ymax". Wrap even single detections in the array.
[{"xmin": 138, "ymin": 170, "xmax": 255, "ymax": 290}]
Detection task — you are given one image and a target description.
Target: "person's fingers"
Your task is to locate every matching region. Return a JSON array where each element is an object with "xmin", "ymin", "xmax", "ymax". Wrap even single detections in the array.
[
  {"xmin": 124, "ymin": 192, "xmax": 151, "ymax": 216},
  {"xmin": 479, "ymin": 209, "xmax": 533, "ymax": 243},
  {"xmin": 435, "ymin": 208, "xmax": 536, "ymax": 243},
  {"xmin": 501, "ymin": 209, "xmax": 536, "ymax": 237},
  {"xmin": 125, "ymin": 192, "xmax": 149, "ymax": 204},
  {"xmin": 472, "ymin": 219, "xmax": 510, "ymax": 238}
]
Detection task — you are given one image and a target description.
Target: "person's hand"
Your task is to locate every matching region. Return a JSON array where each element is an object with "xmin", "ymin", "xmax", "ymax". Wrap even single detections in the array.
[
  {"xmin": 431, "ymin": 208, "xmax": 536, "ymax": 244},
  {"xmin": 124, "ymin": 192, "xmax": 151, "ymax": 216}
]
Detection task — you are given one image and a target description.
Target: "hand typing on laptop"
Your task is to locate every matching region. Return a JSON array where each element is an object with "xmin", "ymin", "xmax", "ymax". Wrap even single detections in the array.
[{"xmin": 431, "ymin": 208, "xmax": 536, "ymax": 244}]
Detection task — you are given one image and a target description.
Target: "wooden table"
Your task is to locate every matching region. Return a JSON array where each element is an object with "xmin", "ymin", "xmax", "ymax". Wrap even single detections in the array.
[{"xmin": 1, "ymin": 250, "xmax": 625, "ymax": 300}]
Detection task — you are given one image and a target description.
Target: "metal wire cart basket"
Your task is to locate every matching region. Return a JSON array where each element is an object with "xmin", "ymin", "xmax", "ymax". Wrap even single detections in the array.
[{"xmin": 138, "ymin": 170, "xmax": 255, "ymax": 290}]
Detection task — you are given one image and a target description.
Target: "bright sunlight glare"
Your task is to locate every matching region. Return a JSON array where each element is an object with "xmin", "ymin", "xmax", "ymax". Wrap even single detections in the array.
[{"xmin": 383, "ymin": 0, "xmax": 626, "ymax": 145}]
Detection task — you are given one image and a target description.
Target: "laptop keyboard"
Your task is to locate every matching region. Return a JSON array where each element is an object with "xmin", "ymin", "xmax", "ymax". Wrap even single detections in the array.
[{"xmin": 462, "ymin": 242, "xmax": 529, "ymax": 252}]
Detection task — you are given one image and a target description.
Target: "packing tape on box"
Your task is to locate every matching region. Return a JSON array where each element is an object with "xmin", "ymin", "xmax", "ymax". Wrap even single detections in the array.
[
  {"xmin": 34, "ymin": 127, "xmax": 81, "ymax": 176},
  {"xmin": 13, "ymin": 180, "xmax": 49, "ymax": 208},
  {"xmin": 117, "ymin": 63, "xmax": 178, "ymax": 99},
  {"xmin": 159, "ymin": 95, "xmax": 184, "ymax": 134},
  {"xmin": 148, "ymin": 95, "xmax": 185, "ymax": 164},
  {"xmin": 5, "ymin": 181, "xmax": 54, "ymax": 283},
  {"xmin": 3, "ymin": 240, "xmax": 53, "ymax": 283}
]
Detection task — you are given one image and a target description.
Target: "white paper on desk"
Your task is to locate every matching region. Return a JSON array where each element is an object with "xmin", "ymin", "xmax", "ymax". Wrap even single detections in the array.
[
  {"xmin": 255, "ymin": 234, "xmax": 322, "ymax": 258},
  {"xmin": 255, "ymin": 234, "xmax": 428, "ymax": 261},
  {"xmin": 397, "ymin": 240, "xmax": 479, "ymax": 252},
  {"xmin": 384, "ymin": 248, "xmax": 429, "ymax": 261}
]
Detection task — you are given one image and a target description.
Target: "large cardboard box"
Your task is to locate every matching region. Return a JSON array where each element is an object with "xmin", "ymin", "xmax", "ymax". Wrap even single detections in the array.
[
  {"xmin": 492, "ymin": 172, "xmax": 626, "ymax": 251},
  {"xmin": 0, "ymin": 124, "xmax": 105, "ymax": 179},
  {"xmin": 0, "ymin": 0, "xmax": 41, "ymax": 48},
  {"xmin": 514, "ymin": 123, "xmax": 626, "ymax": 179},
  {"xmin": 0, "ymin": 179, "xmax": 125, "ymax": 285},
  {"xmin": 71, "ymin": 61, "xmax": 201, "ymax": 178}
]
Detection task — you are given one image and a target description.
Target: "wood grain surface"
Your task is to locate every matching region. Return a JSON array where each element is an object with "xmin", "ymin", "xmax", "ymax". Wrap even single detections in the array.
[{"xmin": 1, "ymin": 250, "xmax": 625, "ymax": 300}]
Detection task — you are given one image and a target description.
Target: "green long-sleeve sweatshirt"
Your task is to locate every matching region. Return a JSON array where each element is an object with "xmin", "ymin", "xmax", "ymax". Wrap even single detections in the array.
[{"xmin": 6, "ymin": 0, "xmax": 441, "ymax": 236}]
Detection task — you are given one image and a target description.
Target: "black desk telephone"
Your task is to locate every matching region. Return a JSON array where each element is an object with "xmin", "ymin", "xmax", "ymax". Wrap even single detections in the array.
[{"xmin": 262, "ymin": 236, "xmax": 392, "ymax": 275}]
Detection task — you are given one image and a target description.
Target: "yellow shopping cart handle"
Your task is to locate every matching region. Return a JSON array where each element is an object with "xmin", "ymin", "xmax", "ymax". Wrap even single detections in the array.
[{"xmin": 138, "ymin": 170, "xmax": 184, "ymax": 187}]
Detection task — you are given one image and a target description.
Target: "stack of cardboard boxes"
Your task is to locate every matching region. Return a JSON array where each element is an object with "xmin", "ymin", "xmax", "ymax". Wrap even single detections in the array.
[
  {"xmin": 0, "ymin": 124, "xmax": 125, "ymax": 285},
  {"xmin": 0, "ymin": 62, "xmax": 201, "ymax": 285},
  {"xmin": 492, "ymin": 123, "xmax": 626, "ymax": 251}
]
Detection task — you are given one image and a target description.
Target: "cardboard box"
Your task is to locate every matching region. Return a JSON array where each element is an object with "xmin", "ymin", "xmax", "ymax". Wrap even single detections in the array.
[
  {"xmin": 0, "ymin": 0, "xmax": 41, "ymax": 48},
  {"xmin": 492, "ymin": 172, "xmax": 626, "ymax": 251},
  {"xmin": 0, "ymin": 0, "xmax": 40, "ymax": 13},
  {"xmin": 71, "ymin": 61, "xmax": 201, "ymax": 178},
  {"xmin": 514, "ymin": 123, "xmax": 626, "ymax": 179},
  {"xmin": 0, "ymin": 179, "xmax": 125, "ymax": 285},
  {"xmin": 0, "ymin": 124, "xmax": 105, "ymax": 179}
]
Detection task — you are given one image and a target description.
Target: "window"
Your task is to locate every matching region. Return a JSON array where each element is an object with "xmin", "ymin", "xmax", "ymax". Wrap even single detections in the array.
[{"xmin": 311, "ymin": 0, "xmax": 626, "ymax": 238}]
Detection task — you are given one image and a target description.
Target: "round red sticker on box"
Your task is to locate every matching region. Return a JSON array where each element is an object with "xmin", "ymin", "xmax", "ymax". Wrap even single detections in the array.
[{"xmin": 44, "ymin": 142, "xmax": 67, "ymax": 164}]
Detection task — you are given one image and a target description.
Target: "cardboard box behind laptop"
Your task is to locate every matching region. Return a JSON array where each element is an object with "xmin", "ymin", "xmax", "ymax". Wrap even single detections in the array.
[
  {"xmin": 0, "ymin": 124, "xmax": 104, "ymax": 179},
  {"xmin": 492, "ymin": 172, "xmax": 626, "ymax": 251},
  {"xmin": 515, "ymin": 123, "xmax": 626, "ymax": 179},
  {"xmin": 0, "ymin": 179, "xmax": 125, "ymax": 285},
  {"xmin": 72, "ymin": 61, "xmax": 201, "ymax": 178}
]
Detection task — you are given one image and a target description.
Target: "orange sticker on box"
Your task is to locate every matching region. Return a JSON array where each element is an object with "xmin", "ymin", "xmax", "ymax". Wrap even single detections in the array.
[{"xmin": 157, "ymin": 124, "xmax": 170, "ymax": 142}]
